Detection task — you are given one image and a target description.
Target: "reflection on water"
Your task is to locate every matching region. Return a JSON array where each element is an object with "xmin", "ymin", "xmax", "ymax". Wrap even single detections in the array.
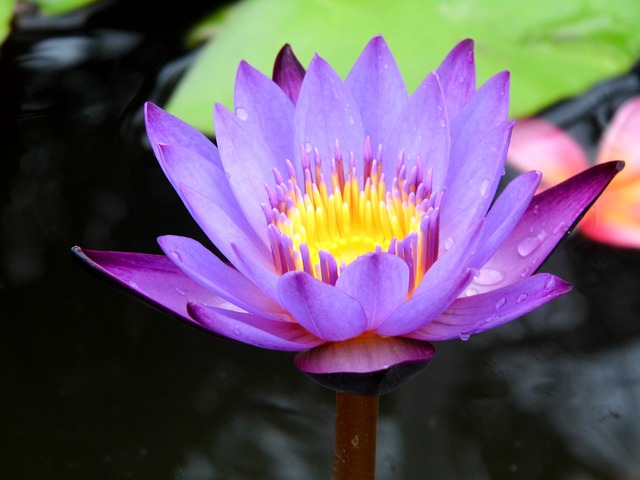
[{"xmin": 2, "ymin": 2, "xmax": 640, "ymax": 479}]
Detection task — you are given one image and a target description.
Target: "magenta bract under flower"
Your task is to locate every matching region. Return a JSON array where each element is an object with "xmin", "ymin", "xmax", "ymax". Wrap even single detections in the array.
[{"xmin": 73, "ymin": 35, "xmax": 622, "ymax": 395}]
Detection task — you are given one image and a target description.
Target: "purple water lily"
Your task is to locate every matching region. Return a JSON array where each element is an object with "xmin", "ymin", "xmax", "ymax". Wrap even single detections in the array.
[{"xmin": 73, "ymin": 36, "xmax": 622, "ymax": 395}]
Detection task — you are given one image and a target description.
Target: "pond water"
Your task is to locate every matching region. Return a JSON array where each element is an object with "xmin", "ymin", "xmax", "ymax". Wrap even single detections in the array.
[{"xmin": 2, "ymin": 2, "xmax": 640, "ymax": 479}]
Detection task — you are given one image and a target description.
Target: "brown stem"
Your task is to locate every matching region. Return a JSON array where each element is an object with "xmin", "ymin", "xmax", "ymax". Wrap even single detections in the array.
[{"xmin": 333, "ymin": 391, "xmax": 379, "ymax": 480}]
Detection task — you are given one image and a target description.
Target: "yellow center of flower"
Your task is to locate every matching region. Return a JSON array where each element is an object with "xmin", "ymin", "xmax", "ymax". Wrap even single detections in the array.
[{"xmin": 264, "ymin": 139, "xmax": 441, "ymax": 292}]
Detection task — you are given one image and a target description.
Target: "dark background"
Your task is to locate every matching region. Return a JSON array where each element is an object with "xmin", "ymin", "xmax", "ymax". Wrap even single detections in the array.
[{"xmin": 2, "ymin": 1, "xmax": 640, "ymax": 478}]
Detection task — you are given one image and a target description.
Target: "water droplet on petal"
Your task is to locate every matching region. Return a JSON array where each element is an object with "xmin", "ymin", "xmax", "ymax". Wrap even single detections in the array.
[
  {"xmin": 128, "ymin": 280, "xmax": 138, "ymax": 289},
  {"xmin": 235, "ymin": 107, "xmax": 248, "ymax": 120},
  {"xmin": 348, "ymin": 115, "xmax": 355, "ymax": 125},
  {"xmin": 383, "ymin": 63, "xmax": 389, "ymax": 70},
  {"xmin": 532, "ymin": 204, "xmax": 540, "ymax": 215},
  {"xmin": 553, "ymin": 222, "xmax": 567, "ymax": 235},
  {"xmin": 495, "ymin": 297, "xmax": 507, "ymax": 309},
  {"xmin": 439, "ymin": 119, "xmax": 446, "ymax": 128},
  {"xmin": 519, "ymin": 266, "xmax": 530, "ymax": 278},
  {"xmin": 474, "ymin": 268, "xmax": 504, "ymax": 286},
  {"xmin": 175, "ymin": 287, "xmax": 186, "ymax": 296},
  {"xmin": 443, "ymin": 237, "xmax": 455, "ymax": 250},
  {"xmin": 544, "ymin": 276, "xmax": 556, "ymax": 290},
  {"xmin": 459, "ymin": 332, "xmax": 470, "ymax": 341},
  {"xmin": 516, "ymin": 293, "xmax": 528, "ymax": 304},
  {"xmin": 304, "ymin": 142, "xmax": 313, "ymax": 154},
  {"xmin": 233, "ymin": 327, "xmax": 241, "ymax": 337},
  {"xmin": 479, "ymin": 178, "xmax": 490, "ymax": 196},
  {"xmin": 517, "ymin": 231, "xmax": 547, "ymax": 257}
]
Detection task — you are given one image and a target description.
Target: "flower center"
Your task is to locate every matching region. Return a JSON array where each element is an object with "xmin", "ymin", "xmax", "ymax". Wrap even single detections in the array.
[{"xmin": 263, "ymin": 138, "xmax": 442, "ymax": 293}]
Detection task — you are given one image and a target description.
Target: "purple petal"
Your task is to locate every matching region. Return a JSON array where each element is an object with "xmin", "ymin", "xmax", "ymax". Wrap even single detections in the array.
[
  {"xmin": 71, "ymin": 246, "xmax": 218, "ymax": 323},
  {"xmin": 376, "ymin": 268, "xmax": 475, "ymax": 336},
  {"xmin": 293, "ymin": 54, "xmax": 365, "ymax": 186},
  {"xmin": 157, "ymin": 235, "xmax": 286, "ymax": 320},
  {"xmin": 406, "ymin": 273, "xmax": 571, "ymax": 341},
  {"xmin": 178, "ymin": 184, "xmax": 274, "ymax": 280},
  {"xmin": 480, "ymin": 161, "xmax": 624, "ymax": 293},
  {"xmin": 277, "ymin": 271, "xmax": 368, "ymax": 341},
  {"xmin": 293, "ymin": 335, "xmax": 435, "ymax": 374},
  {"xmin": 436, "ymin": 38, "xmax": 476, "ymax": 121},
  {"xmin": 272, "ymin": 43, "xmax": 306, "ymax": 104},
  {"xmin": 234, "ymin": 61, "xmax": 296, "ymax": 168},
  {"xmin": 188, "ymin": 302, "xmax": 324, "ymax": 352},
  {"xmin": 156, "ymin": 143, "xmax": 265, "ymax": 247},
  {"xmin": 345, "ymin": 35, "xmax": 408, "ymax": 153},
  {"xmin": 335, "ymin": 252, "xmax": 409, "ymax": 330},
  {"xmin": 383, "ymin": 72, "xmax": 449, "ymax": 193},
  {"xmin": 144, "ymin": 102, "xmax": 223, "ymax": 169},
  {"xmin": 214, "ymin": 103, "xmax": 288, "ymax": 237},
  {"xmin": 472, "ymin": 170, "xmax": 542, "ymax": 268}
]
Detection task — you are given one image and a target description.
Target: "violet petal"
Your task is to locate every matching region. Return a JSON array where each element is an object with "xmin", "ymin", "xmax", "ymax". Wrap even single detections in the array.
[
  {"xmin": 188, "ymin": 302, "xmax": 324, "ymax": 351},
  {"xmin": 345, "ymin": 35, "xmax": 408, "ymax": 153},
  {"xmin": 335, "ymin": 252, "xmax": 410, "ymax": 330},
  {"xmin": 277, "ymin": 271, "xmax": 368, "ymax": 341},
  {"xmin": 407, "ymin": 273, "xmax": 571, "ymax": 341},
  {"xmin": 435, "ymin": 38, "xmax": 476, "ymax": 121}
]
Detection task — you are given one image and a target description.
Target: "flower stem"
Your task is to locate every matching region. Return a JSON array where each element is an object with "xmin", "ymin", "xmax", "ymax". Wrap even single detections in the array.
[{"xmin": 333, "ymin": 391, "xmax": 379, "ymax": 480}]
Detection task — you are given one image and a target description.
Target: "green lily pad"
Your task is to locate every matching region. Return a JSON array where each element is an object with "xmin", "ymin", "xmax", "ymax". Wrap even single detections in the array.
[{"xmin": 166, "ymin": 0, "xmax": 640, "ymax": 135}]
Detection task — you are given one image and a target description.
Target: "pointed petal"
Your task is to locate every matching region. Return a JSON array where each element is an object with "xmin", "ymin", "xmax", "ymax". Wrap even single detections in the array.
[
  {"xmin": 436, "ymin": 38, "xmax": 476, "ymax": 121},
  {"xmin": 293, "ymin": 54, "xmax": 365, "ymax": 185},
  {"xmin": 214, "ymin": 103, "xmax": 290, "ymax": 237},
  {"xmin": 293, "ymin": 335, "xmax": 435, "ymax": 374},
  {"xmin": 345, "ymin": 35, "xmax": 408, "ymax": 151},
  {"xmin": 272, "ymin": 43, "xmax": 306, "ymax": 104},
  {"xmin": 383, "ymin": 72, "xmax": 449, "ymax": 192},
  {"xmin": 507, "ymin": 117, "xmax": 588, "ymax": 188},
  {"xmin": 407, "ymin": 273, "xmax": 571, "ymax": 341},
  {"xmin": 277, "ymin": 271, "xmax": 368, "ymax": 341},
  {"xmin": 376, "ymin": 268, "xmax": 475, "ymax": 336},
  {"xmin": 178, "ymin": 184, "xmax": 273, "ymax": 271},
  {"xmin": 481, "ymin": 161, "xmax": 624, "ymax": 292},
  {"xmin": 440, "ymin": 120, "xmax": 514, "ymax": 244},
  {"xmin": 234, "ymin": 61, "xmax": 295, "ymax": 167},
  {"xmin": 335, "ymin": 253, "xmax": 409, "ymax": 330},
  {"xmin": 71, "ymin": 246, "xmax": 218, "ymax": 322},
  {"xmin": 144, "ymin": 102, "xmax": 222, "ymax": 169},
  {"xmin": 157, "ymin": 235, "xmax": 285, "ymax": 320},
  {"xmin": 471, "ymin": 170, "xmax": 542, "ymax": 268},
  {"xmin": 188, "ymin": 302, "xmax": 323, "ymax": 351}
]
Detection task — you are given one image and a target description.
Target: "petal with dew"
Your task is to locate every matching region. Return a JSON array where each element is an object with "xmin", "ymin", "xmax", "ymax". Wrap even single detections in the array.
[
  {"xmin": 158, "ymin": 235, "xmax": 286, "ymax": 321},
  {"xmin": 188, "ymin": 302, "xmax": 324, "ymax": 352},
  {"xmin": 145, "ymin": 102, "xmax": 223, "ymax": 170},
  {"xmin": 293, "ymin": 53, "xmax": 365, "ymax": 186},
  {"xmin": 507, "ymin": 117, "xmax": 588, "ymax": 188},
  {"xmin": 407, "ymin": 273, "xmax": 571, "ymax": 341},
  {"xmin": 278, "ymin": 271, "xmax": 368, "ymax": 342},
  {"xmin": 272, "ymin": 43, "xmax": 306, "ymax": 104},
  {"xmin": 234, "ymin": 61, "xmax": 296, "ymax": 168},
  {"xmin": 335, "ymin": 252, "xmax": 409, "ymax": 330},
  {"xmin": 383, "ymin": 72, "xmax": 449, "ymax": 192},
  {"xmin": 436, "ymin": 38, "xmax": 476, "ymax": 121},
  {"xmin": 214, "ymin": 103, "xmax": 289, "ymax": 237},
  {"xmin": 71, "ymin": 246, "xmax": 219, "ymax": 323},
  {"xmin": 345, "ymin": 35, "xmax": 408, "ymax": 152},
  {"xmin": 479, "ymin": 161, "xmax": 624, "ymax": 293}
]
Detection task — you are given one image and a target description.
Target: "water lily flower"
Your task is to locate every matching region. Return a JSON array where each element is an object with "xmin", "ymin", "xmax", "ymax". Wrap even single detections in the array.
[
  {"xmin": 73, "ymin": 36, "xmax": 622, "ymax": 395},
  {"xmin": 508, "ymin": 96, "xmax": 640, "ymax": 249}
]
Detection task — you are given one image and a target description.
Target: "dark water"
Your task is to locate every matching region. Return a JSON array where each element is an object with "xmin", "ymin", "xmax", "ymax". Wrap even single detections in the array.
[{"xmin": 2, "ymin": 2, "xmax": 640, "ymax": 479}]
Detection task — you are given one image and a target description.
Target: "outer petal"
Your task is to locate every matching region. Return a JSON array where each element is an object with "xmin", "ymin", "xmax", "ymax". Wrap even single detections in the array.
[
  {"xmin": 507, "ymin": 117, "xmax": 588, "ymax": 188},
  {"xmin": 145, "ymin": 102, "xmax": 223, "ymax": 170},
  {"xmin": 294, "ymin": 335, "xmax": 435, "ymax": 374},
  {"xmin": 293, "ymin": 53, "xmax": 365, "ymax": 187},
  {"xmin": 277, "ymin": 271, "xmax": 368, "ymax": 342},
  {"xmin": 234, "ymin": 61, "xmax": 296, "ymax": 168},
  {"xmin": 71, "ymin": 247, "xmax": 218, "ymax": 322},
  {"xmin": 214, "ymin": 103, "xmax": 288, "ymax": 238},
  {"xmin": 157, "ymin": 235, "xmax": 285, "ymax": 320},
  {"xmin": 480, "ymin": 161, "xmax": 624, "ymax": 293},
  {"xmin": 407, "ymin": 273, "xmax": 571, "ymax": 341},
  {"xmin": 272, "ymin": 43, "xmax": 306, "ymax": 104},
  {"xmin": 335, "ymin": 252, "xmax": 409, "ymax": 330},
  {"xmin": 383, "ymin": 72, "xmax": 449, "ymax": 193},
  {"xmin": 436, "ymin": 38, "xmax": 476, "ymax": 121},
  {"xmin": 472, "ymin": 170, "xmax": 542, "ymax": 268},
  {"xmin": 156, "ymin": 143, "xmax": 266, "ymax": 249},
  {"xmin": 345, "ymin": 35, "xmax": 408, "ymax": 152},
  {"xmin": 188, "ymin": 302, "xmax": 324, "ymax": 352}
]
